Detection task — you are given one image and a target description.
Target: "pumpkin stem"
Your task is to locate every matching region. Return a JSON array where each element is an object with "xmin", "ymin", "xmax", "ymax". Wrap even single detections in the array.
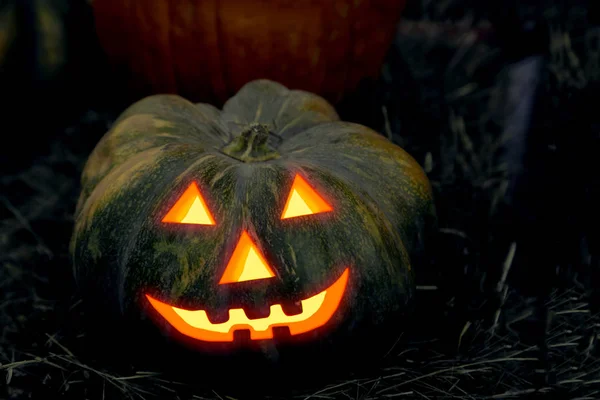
[{"xmin": 221, "ymin": 123, "xmax": 280, "ymax": 162}]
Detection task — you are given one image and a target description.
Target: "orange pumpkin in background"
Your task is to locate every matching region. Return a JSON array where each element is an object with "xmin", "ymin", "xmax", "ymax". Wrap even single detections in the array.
[{"xmin": 92, "ymin": 0, "xmax": 407, "ymax": 104}]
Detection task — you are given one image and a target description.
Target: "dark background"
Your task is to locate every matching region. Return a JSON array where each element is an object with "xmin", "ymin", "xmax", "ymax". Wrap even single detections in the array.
[{"xmin": 1, "ymin": 0, "xmax": 599, "ymax": 398}]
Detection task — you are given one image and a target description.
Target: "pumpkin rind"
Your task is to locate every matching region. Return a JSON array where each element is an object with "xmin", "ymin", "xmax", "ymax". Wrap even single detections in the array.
[
  {"xmin": 71, "ymin": 79, "xmax": 435, "ymax": 353},
  {"xmin": 91, "ymin": 0, "xmax": 407, "ymax": 104}
]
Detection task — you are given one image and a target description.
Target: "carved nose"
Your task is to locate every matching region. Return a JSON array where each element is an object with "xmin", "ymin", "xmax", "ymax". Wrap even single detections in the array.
[{"xmin": 219, "ymin": 231, "xmax": 275, "ymax": 284}]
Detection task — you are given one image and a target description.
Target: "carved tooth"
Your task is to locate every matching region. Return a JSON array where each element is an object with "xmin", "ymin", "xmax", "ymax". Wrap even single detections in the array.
[
  {"xmin": 280, "ymin": 300, "xmax": 303, "ymax": 316},
  {"xmin": 272, "ymin": 325, "xmax": 291, "ymax": 339},
  {"xmin": 243, "ymin": 304, "xmax": 271, "ymax": 320},
  {"xmin": 205, "ymin": 308, "xmax": 229, "ymax": 324},
  {"xmin": 233, "ymin": 329, "xmax": 252, "ymax": 345}
]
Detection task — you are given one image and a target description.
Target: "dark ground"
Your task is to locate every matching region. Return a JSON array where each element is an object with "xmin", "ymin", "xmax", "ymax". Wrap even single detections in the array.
[{"xmin": 1, "ymin": 1, "xmax": 599, "ymax": 399}]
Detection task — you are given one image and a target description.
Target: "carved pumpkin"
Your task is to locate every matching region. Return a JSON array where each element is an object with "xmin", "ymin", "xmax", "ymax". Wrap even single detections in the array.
[
  {"xmin": 70, "ymin": 80, "xmax": 435, "ymax": 360},
  {"xmin": 91, "ymin": 0, "xmax": 407, "ymax": 104}
]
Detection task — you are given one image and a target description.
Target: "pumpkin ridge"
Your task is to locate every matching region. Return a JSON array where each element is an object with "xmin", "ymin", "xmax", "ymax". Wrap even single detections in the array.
[
  {"xmin": 275, "ymin": 123, "xmax": 434, "ymax": 258},
  {"xmin": 273, "ymin": 95, "xmax": 293, "ymax": 124},
  {"xmin": 276, "ymin": 114, "xmax": 307, "ymax": 138},
  {"xmin": 297, "ymin": 164, "xmax": 408, "ymax": 276},
  {"xmin": 220, "ymin": 80, "xmax": 339, "ymax": 140},
  {"xmin": 76, "ymin": 146, "xmax": 165, "ymax": 230},
  {"xmin": 104, "ymin": 149, "xmax": 234, "ymax": 307}
]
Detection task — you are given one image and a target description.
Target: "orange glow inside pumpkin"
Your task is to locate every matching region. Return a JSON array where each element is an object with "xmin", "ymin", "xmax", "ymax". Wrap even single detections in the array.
[
  {"xmin": 162, "ymin": 182, "xmax": 215, "ymax": 225},
  {"xmin": 150, "ymin": 175, "xmax": 345, "ymax": 343},
  {"xmin": 219, "ymin": 231, "xmax": 275, "ymax": 284},
  {"xmin": 281, "ymin": 174, "xmax": 332, "ymax": 219},
  {"xmin": 146, "ymin": 268, "xmax": 349, "ymax": 342}
]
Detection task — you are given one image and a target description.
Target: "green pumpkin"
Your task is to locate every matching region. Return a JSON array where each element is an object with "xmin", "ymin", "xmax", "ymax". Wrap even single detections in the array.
[{"xmin": 70, "ymin": 79, "xmax": 435, "ymax": 359}]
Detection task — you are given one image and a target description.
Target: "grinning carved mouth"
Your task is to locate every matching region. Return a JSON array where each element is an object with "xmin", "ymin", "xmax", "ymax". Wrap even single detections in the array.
[{"xmin": 145, "ymin": 268, "xmax": 349, "ymax": 342}]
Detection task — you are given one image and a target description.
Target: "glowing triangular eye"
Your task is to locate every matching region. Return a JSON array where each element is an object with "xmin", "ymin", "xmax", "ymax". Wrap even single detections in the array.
[
  {"xmin": 162, "ymin": 182, "xmax": 216, "ymax": 225},
  {"xmin": 219, "ymin": 231, "xmax": 275, "ymax": 284},
  {"xmin": 281, "ymin": 174, "xmax": 332, "ymax": 219}
]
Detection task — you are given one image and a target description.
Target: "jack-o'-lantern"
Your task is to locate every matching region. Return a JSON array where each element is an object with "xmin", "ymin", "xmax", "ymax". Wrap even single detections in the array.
[
  {"xmin": 91, "ymin": 0, "xmax": 407, "ymax": 104},
  {"xmin": 70, "ymin": 79, "xmax": 435, "ymax": 363}
]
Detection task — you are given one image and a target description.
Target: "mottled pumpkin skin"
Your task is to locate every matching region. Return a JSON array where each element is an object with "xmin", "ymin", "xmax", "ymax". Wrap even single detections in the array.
[
  {"xmin": 92, "ymin": 0, "xmax": 406, "ymax": 104},
  {"xmin": 70, "ymin": 80, "xmax": 435, "ymax": 358}
]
